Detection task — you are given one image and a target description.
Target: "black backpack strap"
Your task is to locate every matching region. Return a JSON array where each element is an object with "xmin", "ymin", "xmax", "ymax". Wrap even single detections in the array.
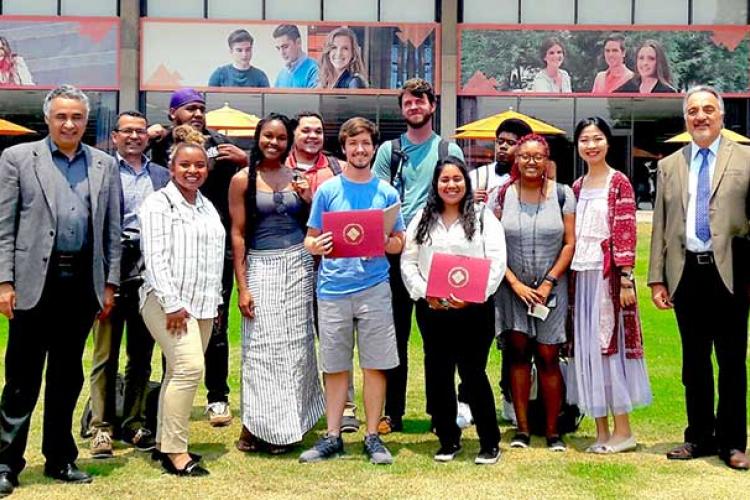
[
  {"xmin": 556, "ymin": 183, "xmax": 565, "ymax": 212},
  {"xmin": 326, "ymin": 155, "xmax": 342, "ymax": 175},
  {"xmin": 389, "ymin": 137, "xmax": 403, "ymax": 186},
  {"xmin": 438, "ymin": 139, "xmax": 450, "ymax": 163}
]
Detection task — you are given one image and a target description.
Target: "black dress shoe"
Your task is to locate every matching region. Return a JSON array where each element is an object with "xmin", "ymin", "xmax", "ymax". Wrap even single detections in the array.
[
  {"xmin": 43, "ymin": 463, "xmax": 92, "ymax": 483},
  {"xmin": 0, "ymin": 471, "xmax": 18, "ymax": 497}
]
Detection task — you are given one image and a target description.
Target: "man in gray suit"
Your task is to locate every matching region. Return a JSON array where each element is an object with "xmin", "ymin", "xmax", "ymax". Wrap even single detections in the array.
[
  {"xmin": 649, "ymin": 85, "xmax": 750, "ymax": 470},
  {"xmin": 0, "ymin": 85, "xmax": 122, "ymax": 494},
  {"xmin": 88, "ymin": 111, "xmax": 169, "ymax": 459}
]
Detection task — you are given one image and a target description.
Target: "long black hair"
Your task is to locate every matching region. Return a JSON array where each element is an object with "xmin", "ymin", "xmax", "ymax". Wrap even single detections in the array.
[
  {"xmin": 574, "ymin": 116, "xmax": 613, "ymax": 164},
  {"xmin": 414, "ymin": 155, "xmax": 476, "ymax": 245},
  {"xmin": 244, "ymin": 113, "xmax": 295, "ymax": 242}
]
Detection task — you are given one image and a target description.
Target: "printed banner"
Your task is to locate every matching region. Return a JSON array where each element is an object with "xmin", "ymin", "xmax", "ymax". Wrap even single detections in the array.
[
  {"xmin": 0, "ymin": 16, "xmax": 119, "ymax": 90},
  {"xmin": 459, "ymin": 24, "xmax": 750, "ymax": 96},
  {"xmin": 141, "ymin": 19, "xmax": 440, "ymax": 94}
]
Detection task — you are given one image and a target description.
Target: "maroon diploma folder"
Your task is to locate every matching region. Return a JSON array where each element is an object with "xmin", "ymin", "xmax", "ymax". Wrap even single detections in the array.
[
  {"xmin": 322, "ymin": 209, "xmax": 385, "ymax": 258},
  {"xmin": 426, "ymin": 253, "xmax": 491, "ymax": 303}
]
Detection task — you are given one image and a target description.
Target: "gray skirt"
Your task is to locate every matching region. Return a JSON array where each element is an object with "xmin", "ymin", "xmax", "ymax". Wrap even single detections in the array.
[{"xmin": 241, "ymin": 243, "xmax": 325, "ymax": 445}]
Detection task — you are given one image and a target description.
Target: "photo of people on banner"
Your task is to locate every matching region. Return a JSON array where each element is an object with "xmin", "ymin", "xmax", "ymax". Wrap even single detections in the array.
[
  {"xmin": 460, "ymin": 26, "xmax": 750, "ymax": 96},
  {"xmin": 142, "ymin": 20, "xmax": 438, "ymax": 92},
  {"xmin": 0, "ymin": 17, "xmax": 119, "ymax": 89}
]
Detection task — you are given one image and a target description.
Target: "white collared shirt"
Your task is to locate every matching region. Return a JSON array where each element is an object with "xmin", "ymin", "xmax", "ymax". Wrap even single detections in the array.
[
  {"xmin": 400, "ymin": 208, "xmax": 507, "ymax": 301},
  {"xmin": 686, "ymin": 136, "xmax": 721, "ymax": 253},
  {"xmin": 468, "ymin": 162, "xmax": 511, "ymax": 213},
  {"xmin": 138, "ymin": 181, "xmax": 226, "ymax": 319}
]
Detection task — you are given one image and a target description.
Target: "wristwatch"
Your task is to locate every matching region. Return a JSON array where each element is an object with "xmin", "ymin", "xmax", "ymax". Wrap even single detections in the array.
[
  {"xmin": 543, "ymin": 274, "xmax": 558, "ymax": 287},
  {"xmin": 620, "ymin": 269, "xmax": 634, "ymax": 281}
]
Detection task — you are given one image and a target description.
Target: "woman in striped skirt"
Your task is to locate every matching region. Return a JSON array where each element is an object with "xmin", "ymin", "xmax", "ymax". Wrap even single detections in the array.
[{"xmin": 228, "ymin": 113, "xmax": 324, "ymax": 454}]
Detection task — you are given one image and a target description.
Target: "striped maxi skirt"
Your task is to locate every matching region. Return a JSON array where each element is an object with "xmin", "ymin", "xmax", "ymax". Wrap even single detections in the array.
[{"xmin": 241, "ymin": 243, "xmax": 325, "ymax": 445}]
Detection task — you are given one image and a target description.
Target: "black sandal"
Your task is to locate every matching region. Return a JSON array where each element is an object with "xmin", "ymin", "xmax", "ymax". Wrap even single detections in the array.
[
  {"xmin": 510, "ymin": 432, "xmax": 531, "ymax": 448},
  {"xmin": 151, "ymin": 450, "xmax": 202, "ymax": 462}
]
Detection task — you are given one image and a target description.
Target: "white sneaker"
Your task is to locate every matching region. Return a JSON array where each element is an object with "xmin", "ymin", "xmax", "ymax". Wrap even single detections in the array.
[
  {"xmin": 206, "ymin": 401, "xmax": 232, "ymax": 427},
  {"xmin": 456, "ymin": 402, "xmax": 474, "ymax": 429},
  {"xmin": 501, "ymin": 399, "xmax": 517, "ymax": 426}
]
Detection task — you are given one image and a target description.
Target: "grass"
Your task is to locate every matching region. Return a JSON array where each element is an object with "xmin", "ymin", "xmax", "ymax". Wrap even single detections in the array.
[{"xmin": 1, "ymin": 223, "xmax": 749, "ymax": 499}]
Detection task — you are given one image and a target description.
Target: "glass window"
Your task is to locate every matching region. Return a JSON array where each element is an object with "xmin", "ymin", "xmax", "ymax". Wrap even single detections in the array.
[
  {"xmin": 462, "ymin": 0, "xmax": 518, "ymax": 23},
  {"xmin": 521, "ymin": 0, "xmax": 575, "ymax": 23},
  {"xmin": 319, "ymin": 95, "xmax": 379, "ymax": 153},
  {"xmin": 692, "ymin": 0, "xmax": 748, "ymax": 24},
  {"xmin": 208, "ymin": 0, "xmax": 263, "ymax": 19},
  {"xmin": 147, "ymin": 0, "xmax": 204, "ymax": 18},
  {"xmin": 266, "ymin": 0, "xmax": 321, "ymax": 21},
  {"xmin": 380, "ymin": 0, "xmax": 435, "ymax": 22},
  {"xmin": 262, "ymin": 93, "xmax": 320, "ymax": 118},
  {"xmin": 323, "ymin": 0, "xmax": 378, "ymax": 21},
  {"xmin": 577, "ymin": 0, "xmax": 632, "ymax": 24},
  {"xmin": 61, "ymin": 0, "xmax": 117, "ymax": 16},
  {"xmin": 634, "ymin": 0, "xmax": 688, "ymax": 24},
  {"xmin": 3, "ymin": 0, "xmax": 56, "ymax": 15},
  {"xmin": 144, "ymin": 92, "xmax": 173, "ymax": 128}
]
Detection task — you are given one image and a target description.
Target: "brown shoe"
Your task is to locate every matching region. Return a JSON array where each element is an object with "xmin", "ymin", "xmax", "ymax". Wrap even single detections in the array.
[
  {"xmin": 90, "ymin": 429, "xmax": 113, "ymax": 459},
  {"xmin": 377, "ymin": 416, "xmax": 402, "ymax": 435},
  {"xmin": 236, "ymin": 426, "xmax": 261, "ymax": 453},
  {"xmin": 722, "ymin": 449, "xmax": 750, "ymax": 471},
  {"xmin": 666, "ymin": 442, "xmax": 716, "ymax": 460}
]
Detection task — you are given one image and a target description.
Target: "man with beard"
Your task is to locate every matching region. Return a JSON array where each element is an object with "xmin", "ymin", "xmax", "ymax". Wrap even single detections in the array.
[
  {"xmin": 88, "ymin": 111, "xmax": 169, "ymax": 459},
  {"xmin": 147, "ymin": 88, "xmax": 248, "ymax": 427},
  {"xmin": 372, "ymin": 78, "xmax": 463, "ymax": 434},
  {"xmin": 300, "ymin": 117, "xmax": 404, "ymax": 464}
]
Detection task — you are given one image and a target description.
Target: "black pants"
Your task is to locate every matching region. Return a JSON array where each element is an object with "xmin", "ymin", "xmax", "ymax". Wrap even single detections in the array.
[
  {"xmin": 0, "ymin": 262, "xmax": 98, "ymax": 474},
  {"xmin": 384, "ymin": 253, "xmax": 414, "ymax": 420},
  {"xmin": 416, "ymin": 299, "xmax": 500, "ymax": 450},
  {"xmin": 204, "ymin": 257, "xmax": 233, "ymax": 404},
  {"xmin": 673, "ymin": 252, "xmax": 748, "ymax": 454},
  {"xmin": 90, "ymin": 277, "xmax": 155, "ymax": 435}
]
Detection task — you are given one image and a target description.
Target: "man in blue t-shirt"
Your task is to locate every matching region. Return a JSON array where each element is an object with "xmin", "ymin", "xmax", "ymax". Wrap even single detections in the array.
[
  {"xmin": 372, "ymin": 78, "xmax": 464, "ymax": 434},
  {"xmin": 208, "ymin": 29, "xmax": 269, "ymax": 88},
  {"xmin": 272, "ymin": 24, "xmax": 319, "ymax": 88},
  {"xmin": 299, "ymin": 117, "xmax": 404, "ymax": 465}
]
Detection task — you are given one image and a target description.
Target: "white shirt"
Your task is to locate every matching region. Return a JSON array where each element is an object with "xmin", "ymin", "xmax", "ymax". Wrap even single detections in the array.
[
  {"xmin": 139, "ymin": 181, "xmax": 226, "ymax": 319},
  {"xmin": 401, "ymin": 208, "xmax": 507, "ymax": 301},
  {"xmin": 468, "ymin": 162, "xmax": 510, "ymax": 213},
  {"xmin": 686, "ymin": 136, "xmax": 721, "ymax": 253}
]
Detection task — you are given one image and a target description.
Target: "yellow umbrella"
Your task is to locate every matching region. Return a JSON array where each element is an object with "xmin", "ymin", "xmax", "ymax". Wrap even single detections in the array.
[
  {"xmin": 454, "ymin": 109, "xmax": 565, "ymax": 140},
  {"xmin": 205, "ymin": 103, "xmax": 259, "ymax": 135},
  {"xmin": 665, "ymin": 128, "xmax": 750, "ymax": 143},
  {"xmin": 0, "ymin": 117, "xmax": 35, "ymax": 136}
]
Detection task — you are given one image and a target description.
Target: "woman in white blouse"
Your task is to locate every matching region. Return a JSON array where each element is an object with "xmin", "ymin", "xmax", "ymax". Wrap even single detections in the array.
[
  {"xmin": 401, "ymin": 156, "xmax": 507, "ymax": 465},
  {"xmin": 139, "ymin": 127, "xmax": 225, "ymax": 477}
]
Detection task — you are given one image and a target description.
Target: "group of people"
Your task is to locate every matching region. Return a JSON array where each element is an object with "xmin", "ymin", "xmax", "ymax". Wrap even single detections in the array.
[
  {"xmin": 0, "ymin": 78, "xmax": 746, "ymax": 495},
  {"xmin": 209, "ymin": 24, "xmax": 367, "ymax": 89},
  {"xmin": 532, "ymin": 33, "xmax": 677, "ymax": 94}
]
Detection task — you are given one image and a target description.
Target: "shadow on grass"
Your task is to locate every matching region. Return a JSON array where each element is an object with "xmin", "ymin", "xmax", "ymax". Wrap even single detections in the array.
[{"xmin": 21, "ymin": 456, "xmax": 129, "ymax": 486}]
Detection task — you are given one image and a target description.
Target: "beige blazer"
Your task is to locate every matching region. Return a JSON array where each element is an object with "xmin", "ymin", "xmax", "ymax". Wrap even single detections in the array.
[{"xmin": 648, "ymin": 137, "xmax": 750, "ymax": 295}]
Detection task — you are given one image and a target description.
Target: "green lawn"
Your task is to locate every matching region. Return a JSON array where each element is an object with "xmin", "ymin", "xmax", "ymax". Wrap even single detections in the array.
[{"xmin": 1, "ymin": 224, "xmax": 748, "ymax": 499}]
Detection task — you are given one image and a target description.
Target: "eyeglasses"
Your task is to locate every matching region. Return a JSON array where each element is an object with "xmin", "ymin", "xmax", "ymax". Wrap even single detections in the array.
[
  {"xmin": 116, "ymin": 128, "xmax": 148, "ymax": 136},
  {"xmin": 517, "ymin": 153, "xmax": 547, "ymax": 163},
  {"xmin": 273, "ymin": 191, "xmax": 288, "ymax": 215}
]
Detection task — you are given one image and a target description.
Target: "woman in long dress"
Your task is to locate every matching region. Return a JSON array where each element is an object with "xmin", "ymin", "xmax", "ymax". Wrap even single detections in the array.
[
  {"xmin": 568, "ymin": 117, "xmax": 652, "ymax": 453},
  {"xmin": 228, "ymin": 113, "xmax": 324, "ymax": 454}
]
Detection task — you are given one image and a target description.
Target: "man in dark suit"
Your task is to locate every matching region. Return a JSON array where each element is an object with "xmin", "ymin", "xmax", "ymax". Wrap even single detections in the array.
[
  {"xmin": 88, "ymin": 111, "xmax": 170, "ymax": 459},
  {"xmin": 147, "ymin": 88, "xmax": 247, "ymax": 427},
  {"xmin": 0, "ymin": 85, "xmax": 122, "ymax": 494},
  {"xmin": 648, "ymin": 85, "xmax": 750, "ymax": 470}
]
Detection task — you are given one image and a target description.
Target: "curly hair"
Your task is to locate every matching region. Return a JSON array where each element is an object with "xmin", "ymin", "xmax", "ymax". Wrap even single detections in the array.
[
  {"xmin": 414, "ymin": 156, "xmax": 476, "ymax": 245},
  {"xmin": 169, "ymin": 124, "xmax": 207, "ymax": 164},
  {"xmin": 495, "ymin": 133, "xmax": 550, "ymax": 211}
]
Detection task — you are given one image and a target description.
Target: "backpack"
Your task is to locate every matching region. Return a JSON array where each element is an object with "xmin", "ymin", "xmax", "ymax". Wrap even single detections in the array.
[
  {"xmin": 527, "ymin": 358, "xmax": 583, "ymax": 436},
  {"xmin": 326, "ymin": 155, "xmax": 342, "ymax": 175},
  {"xmin": 388, "ymin": 136, "xmax": 451, "ymax": 191},
  {"xmin": 80, "ymin": 374, "xmax": 161, "ymax": 438}
]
